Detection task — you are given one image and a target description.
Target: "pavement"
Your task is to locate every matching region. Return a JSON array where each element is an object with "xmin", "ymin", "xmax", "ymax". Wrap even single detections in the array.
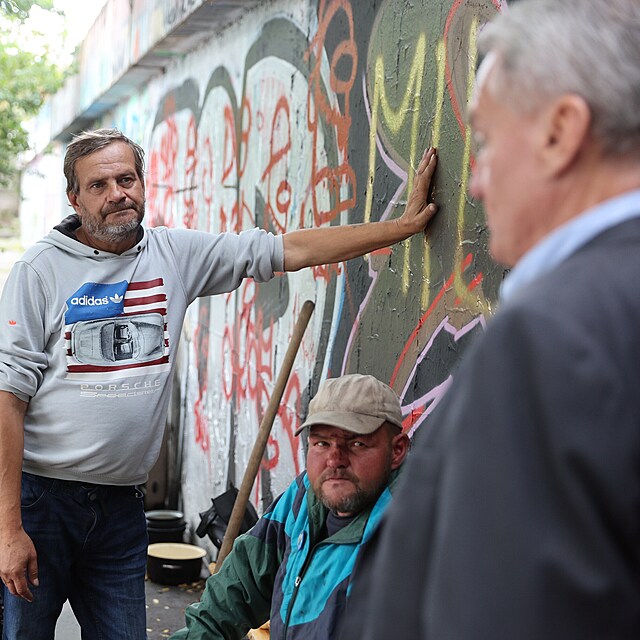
[{"xmin": 144, "ymin": 577, "xmax": 206, "ymax": 639}]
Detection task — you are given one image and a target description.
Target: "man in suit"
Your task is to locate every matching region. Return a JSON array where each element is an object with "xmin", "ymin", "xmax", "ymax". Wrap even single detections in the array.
[{"xmin": 341, "ymin": 1, "xmax": 640, "ymax": 638}]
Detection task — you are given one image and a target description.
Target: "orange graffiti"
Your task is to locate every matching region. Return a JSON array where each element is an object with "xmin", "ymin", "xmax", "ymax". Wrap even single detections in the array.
[{"xmin": 304, "ymin": 0, "xmax": 357, "ymax": 227}]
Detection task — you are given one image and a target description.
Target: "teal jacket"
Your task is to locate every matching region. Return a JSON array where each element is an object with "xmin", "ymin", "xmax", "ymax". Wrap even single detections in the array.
[{"xmin": 171, "ymin": 470, "xmax": 399, "ymax": 639}]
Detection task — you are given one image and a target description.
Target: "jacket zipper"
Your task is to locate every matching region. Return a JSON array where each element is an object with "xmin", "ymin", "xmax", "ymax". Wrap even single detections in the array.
[{"xmin": 282, "ymin": 540, "xmax": 324, "ymax": 639}]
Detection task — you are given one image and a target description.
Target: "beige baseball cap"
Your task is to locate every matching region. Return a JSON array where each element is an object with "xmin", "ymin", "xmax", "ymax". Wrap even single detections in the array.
[{"xmin": 295, "ymin": 374, "xmax": 403, "ymax": 436}]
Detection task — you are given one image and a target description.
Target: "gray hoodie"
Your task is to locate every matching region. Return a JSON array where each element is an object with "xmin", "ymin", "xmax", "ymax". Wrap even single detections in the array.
[{"xmin": 0, "ymin": 215, "xmax": 283, "ymax": 485}]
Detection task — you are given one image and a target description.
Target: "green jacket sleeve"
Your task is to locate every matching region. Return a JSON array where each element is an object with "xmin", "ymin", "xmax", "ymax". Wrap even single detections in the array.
[{"xmin": 169, "ymin": 521, "xmax": 281, "ymax": 639}]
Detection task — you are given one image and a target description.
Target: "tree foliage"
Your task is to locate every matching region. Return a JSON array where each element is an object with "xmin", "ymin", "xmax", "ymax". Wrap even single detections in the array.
[
  {"xmin": 0, "ymin": 0, "xmax": 64, "ymax": 186},
  {"xmin": 1, "ymin": 0, "xmax": 56, "ymax": 21}
]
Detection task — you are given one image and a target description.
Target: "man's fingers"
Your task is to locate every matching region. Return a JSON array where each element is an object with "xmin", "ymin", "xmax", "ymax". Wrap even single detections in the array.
[
  {"xmin": 1, "ymin": 556, "xmax": 38, "ymax": 601},
  {"xmin": 3, "ymin": 575, "xmax": 33, "ymax": 602},
  {"xmin": 413, "ymin": 148, "xmax": 437, "ymax": 202},
  {"xmin": 410, "ymin": 151, "xmax": 437, "ymax": 205},
  {"xmin": 0, "ymin": 530, "xmax": 39, "ymax": 602},
  {"xmin": 424, "ymin": 202, "xmax": 439, "ymax": 226},
  {"xmin": 416, "ymin": 146, "xmax": 437, "ymax": 176},
  {"xmin": 28, "ymin": 555, "xmax": 39, "ymax": 587},
  {"xmin": 10, "ymin": 570, "xmax": 34, "ymax": 602},
  {"xmin": 13, "ymin": 576, "xmax": 34, "ymax": 602}
]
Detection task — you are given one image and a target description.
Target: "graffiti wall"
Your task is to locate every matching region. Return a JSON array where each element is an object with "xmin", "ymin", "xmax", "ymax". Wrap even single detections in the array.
[{"xmin": 101, "ymin": 0, "xmax": 507, "ymax": 537}]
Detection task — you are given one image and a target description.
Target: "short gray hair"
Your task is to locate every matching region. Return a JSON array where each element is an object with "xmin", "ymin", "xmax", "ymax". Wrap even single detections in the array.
[
  {"xmin": 64, "ymin": 128, "xmax": 145, "ymax": 195},
  {"xmin": 478, "ymin": 0, "xmax": 640, "ymax": 158}
]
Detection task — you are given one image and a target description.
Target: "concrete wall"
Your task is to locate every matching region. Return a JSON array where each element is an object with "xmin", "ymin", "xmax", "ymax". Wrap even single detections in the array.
[{"xmin": 25, "ymin": 0, "xmax": 507, "ymax": 545}]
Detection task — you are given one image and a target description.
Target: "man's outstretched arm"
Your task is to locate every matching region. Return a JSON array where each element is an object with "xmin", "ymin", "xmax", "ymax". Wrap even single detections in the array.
[{"xmin": 282, "ymin": 147, "xmax": 438, "ymax": 271}]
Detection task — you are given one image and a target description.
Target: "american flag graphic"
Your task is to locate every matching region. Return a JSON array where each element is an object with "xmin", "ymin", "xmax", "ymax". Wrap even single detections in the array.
[{"xmin": 64, "ymin": 278, "xmax": 170, "ymax": 381}]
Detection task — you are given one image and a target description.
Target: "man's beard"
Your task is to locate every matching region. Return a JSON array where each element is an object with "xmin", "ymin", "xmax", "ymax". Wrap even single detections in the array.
[
  {"xmin": 314, "ymin": 466, "xmax": 392, "ymax": 515},
  {"xmin": 81, "ymin": 201, "xmax": 145, "ymax": 243}
]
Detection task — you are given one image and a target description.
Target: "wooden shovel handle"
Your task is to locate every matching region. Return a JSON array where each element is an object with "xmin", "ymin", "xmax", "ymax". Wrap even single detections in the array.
[{"xmin": 214, "ymin": 300, "xmax": 315, "ymax": 571}]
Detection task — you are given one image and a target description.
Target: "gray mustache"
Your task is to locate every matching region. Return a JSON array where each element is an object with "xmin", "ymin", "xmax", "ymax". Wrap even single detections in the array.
[{"xmin": 103, "ymin": 202, "xmax": 139, "ymax": 215}]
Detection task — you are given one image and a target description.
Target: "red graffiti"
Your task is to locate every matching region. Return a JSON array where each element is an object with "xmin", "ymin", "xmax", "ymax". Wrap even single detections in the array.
[
  {"xmin": 444, "ymin": 0, "xmax": 502, "ymax": 150},
  {"xmin": 182, "ymin": 114, "xmax": 198, "ymax": 229},
  {"xmin": 274, "ymin": 371, "xmax": 303, "ymax": 477},
  {"xmin": 222, "ymin": 104, "xmax": 237, "ymax": 184},
  {"xmin": 238, "ymin": 98, "xmax": 251, "ymax": 180},
  {"xmin": 200, "ymin": 135, "xmax": 214, "ymax": 231},
  {"xmin": 193, "ymin": 301, "xmax": 212, "ymax": 456},
  {"xmin": 262, "ymin": 95, "xmax": 292, "ymax": 234},
  {"xmin": 147, "ymin": 118, "xmax": 179, "ymax": 228},
  {"xmin": 304, "ymin": 0, "xmax": 357, "ymax": 227}
]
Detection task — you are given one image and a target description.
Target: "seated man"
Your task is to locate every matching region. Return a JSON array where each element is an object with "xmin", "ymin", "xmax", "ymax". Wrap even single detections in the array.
[{"xmin": 170, "ymin": 373, "xmax": 410, "ymax": 640}]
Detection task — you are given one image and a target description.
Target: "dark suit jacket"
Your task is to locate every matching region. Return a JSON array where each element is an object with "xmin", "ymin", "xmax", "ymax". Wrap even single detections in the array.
[{"xmin": 341, "ymin": 217, "xmax": 640, "ymax": 639}]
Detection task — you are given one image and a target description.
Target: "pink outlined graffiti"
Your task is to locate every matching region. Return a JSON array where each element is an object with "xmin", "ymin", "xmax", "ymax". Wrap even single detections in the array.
[{"xmin": 390, "ymin": 253, "xmax": 486, "ymax": 434}]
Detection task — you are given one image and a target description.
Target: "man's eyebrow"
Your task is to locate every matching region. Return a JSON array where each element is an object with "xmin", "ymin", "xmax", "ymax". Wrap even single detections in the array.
[
  {"xmin": 308, "ymin": 431, "xmax": 340, "ymax": 439},
  {"xmin": 309, "ymin": 431, "xmax": 368, "ymax": 441},
  {"xmin": 84, "ymin": 170, "xmax": 135, "ymax": 183}
]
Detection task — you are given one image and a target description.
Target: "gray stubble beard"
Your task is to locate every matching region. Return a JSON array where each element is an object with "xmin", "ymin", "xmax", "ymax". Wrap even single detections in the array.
[
  {"xmin": 81, "ymin": 203, "xmax": 145, "ymax": 244},
  {"xmin": 315, "ymin": 466, "xmax": 392, "ymax": 515}
]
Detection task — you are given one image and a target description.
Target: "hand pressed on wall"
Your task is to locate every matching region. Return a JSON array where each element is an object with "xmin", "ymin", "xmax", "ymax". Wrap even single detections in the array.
[{"xmin": 396, "ymin": 146, "xmax": 439, "ymax": 236}]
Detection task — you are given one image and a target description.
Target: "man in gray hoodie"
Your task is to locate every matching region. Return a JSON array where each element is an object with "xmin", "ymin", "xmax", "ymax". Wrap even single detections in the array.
[{"xmin": 0, "ymin": 128, "xmax": 437, "ymax": 639}]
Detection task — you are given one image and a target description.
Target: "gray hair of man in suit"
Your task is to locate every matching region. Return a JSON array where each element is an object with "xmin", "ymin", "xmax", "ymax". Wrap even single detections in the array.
[
  {"xmin": 478, "ymin": 0, "xmax": 640, "ymax": 159},
  {"xmin": 468, "ymin": 0, "xmax": 640, "ymax": 267}
]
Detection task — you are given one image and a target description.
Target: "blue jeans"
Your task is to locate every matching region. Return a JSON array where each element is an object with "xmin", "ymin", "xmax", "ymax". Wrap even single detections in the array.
[{"xmin": 2, "ymin": 472, "xmax": 148, "ymax": 640}]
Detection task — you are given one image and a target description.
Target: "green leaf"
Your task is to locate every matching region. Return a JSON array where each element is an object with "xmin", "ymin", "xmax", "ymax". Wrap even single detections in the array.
[{"xmin": 0, "ymin": 0, "xmax": 65, "ymax": 184}]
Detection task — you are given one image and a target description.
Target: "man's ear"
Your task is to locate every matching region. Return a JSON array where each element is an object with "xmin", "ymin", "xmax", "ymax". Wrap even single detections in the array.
[
  {"xmin": 540, "ymin": 93, "xmax": 592, "ymax": 178},
  {"xmin": 390, "ymin": 431, "xmax": 410, "ymax": 470},
  {"xmin": 67, "ymin": 191, "xmax": 80, "ymax": 213}
]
